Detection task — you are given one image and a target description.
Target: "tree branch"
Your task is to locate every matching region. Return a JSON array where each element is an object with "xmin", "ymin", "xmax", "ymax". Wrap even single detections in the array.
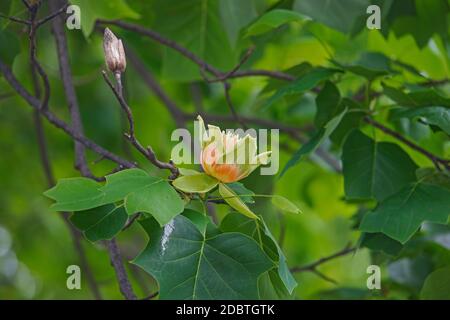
[
  {"xmin": 223, "ymin": 82, "xmax": 248, "ymax": 130},
  {"xmin": 141, "ymin": 291, "xmax": 159, "ymax": 300},
  {"xmin": 36, "ymin": 2, "xmax": 68, "ymax": 27},
  {"xmin": 31, "ymin": 64, "xmax": 102, "ymax": 302},
  {"xmin": 202, "ymin": 46, "xmax": 256, "ymax": 83},
  {"xmin": 102, "ymin": 71, "xmax": 179, "ymax": 179},
  {"xmin": 21, "ymin": 0, "xmax": 32, "ymax": 10},
  {"xmin": 0, "ymin": 59, "xmax": 136, "ymax": 169},
  {"xmin": 290, "ymin": 245, "xmax": 356, "ymax": 274},
  {"xmin": 229, "ymin": 69, "xmax": 294, "ymax": 81},
  {"xmin": 97, "ymin": 19, "xmax": 294, "ymax": 82},
  {"xmin": 0, "ymin": 13, "xmax": 30, "ymax": 25},
  {"xmin": 105, "ymin": 239, "xmax": 137, "ymax": 300},
  {"xmin": 364, "ymin": 116, "xmax": 450, "ymax": 171},
  {"xmin": 49, "ymin": 0, "xmax": 97, "ymax": 180},
  {"xmin": 28, "ymin": 5, "xmax": 50, "ymax": 111},
  {"xmin": 97, "ymin": 19, "xmax": 222, "ymax": 77},
  {"xmin": 95, "ymin": 20, "xmax": 342, "ymax": 172}
]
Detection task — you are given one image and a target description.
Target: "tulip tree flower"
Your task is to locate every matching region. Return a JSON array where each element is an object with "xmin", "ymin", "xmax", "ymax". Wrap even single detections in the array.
[
  {"xmin": 172, "ymin": 116, "xmax": 299, "ymax": 220},
  {"xmin": 198, "ymin": 116, "xmax": 271, "ymax": 183}
]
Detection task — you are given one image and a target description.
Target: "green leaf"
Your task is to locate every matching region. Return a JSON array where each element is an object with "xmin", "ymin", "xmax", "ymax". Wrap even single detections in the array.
[
  {"xmin": 125, "ymin": 180, "xmax": 184, "ymax": 226},
  {"xmin": 391, "ymin": 106, "xmax": 450, "ymax": 135},
  {"xmin": 70, "ymin": 204, "xmax": 127, "ymax": 242},
  {"xmin": 360, "ymin": 181, "xmax": 450, "ymax": 243},
  {"xmin": 134, "ymin": 215, "xmax": 273, "ymax": 299},
  {"xmin": 315, "ymin": 81, "xmax": 341, "ymax": 128},
  {"xmin": 172, "ymin": 173, "xmax": 219, "ymax": 193},
  {"xmin": 220, "ymin": 212, "xmax": 262, "ymax": 237},
  {"xmin": 400, "ymin": 0, "xmax": 449, "ymax": 48},
  {"xmin": 383, "ymin": 84, "xmax": 450, "ymax": 108},
  {"xmin": 264, "ymin": 67, "xmax": 341, "ymax": 109},
  {"xmin": 420, "ymin": 267, "xmax": 450, "ymax": 300},
  {"xmin": 220, "ymin": 213, "xmax": 297, "ymax": 295},
  {"xmin": 226, "ymin": 182, "xmax": 255, "ymax": 204},
  {"xmin": 293, "ymin": 0, "xmax": 369, "ymax": 34},
  {"xmin": 218, "ymin": 183, "xmax": 258, "ymax": 219},
  {"xmin": 280, "ymin": 107, "xmax": 347, "ymax": 177},
  {"xmin": 71, "ymin": 0, "xmax": 140, "ymax": 37},
  {"xmin": 262, "ymin": 62, "xmax": 313, "ymax": 93},
  {"xmin": 417, "ymin": 170, "xmax": 450, "ymax": 189},
  {"xmin": 245, "ymin": 9, "xmax": 304, "ymax": 37},
  {"xmin": 330, "ymin": 98, "xmax": 365, "ymax": 147},
  {"xmin": 100, "ymin": 168, "xmax": 161, "ymax": 203},
  {"xmin": 44, "ymin": 178, "xmax": 104, "ymax": 212},
  {"xmin": 44, "ymin": 169, "xmax": 184, "ymax": 225},
  {"xmin": 178, "ymin": 168, "xmax": 202, "ymax": 176},
  {"xmin": 151, "ymin": 0, "xmax": 236, "ymax": 81},
  {"xmin": 359, "ymin": 232, "xmax": 403, "ymax": 256},
  {"xmin": 182, "ymin": 209, "xmax": 210, "ymax": 235},
  {"xmin": 271, "ymin": 195, "xmax": 301, "ymax": 214},
  {"xmin": 342, "ymin": 130, "xmax": 418, "ymax": 201},
  {"xmin": 260, "ymin": 219, "xmax": 297, "ymax": 294},
  {"xmin": 332, "ymin": 52, "xmax": 392, "ymax": 80},
  {"xmin": 259, "ymin": 269, "xmax": 293, "ymax": 299}
]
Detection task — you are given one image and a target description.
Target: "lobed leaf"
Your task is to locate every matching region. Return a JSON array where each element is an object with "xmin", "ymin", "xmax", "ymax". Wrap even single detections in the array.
[
  {"xmin": 70, "ymin": 204, "xmax": 128, "ymax": 242},
  {"xmin": 342, "ymin": 130, "xmax": 418, "ymax": 201},
  {"xmin": 360, "ymin": 181, "xmax": 450, "ymax": 243},
  {"xmin": 134, "ymin": 215, "xmax": 273, "ymax": 299}
]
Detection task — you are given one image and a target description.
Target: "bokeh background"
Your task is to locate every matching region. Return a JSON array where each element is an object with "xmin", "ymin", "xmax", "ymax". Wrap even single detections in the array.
[{"xmin": 1, "ymin": 0, "xmax": 449, "ymax": 299}]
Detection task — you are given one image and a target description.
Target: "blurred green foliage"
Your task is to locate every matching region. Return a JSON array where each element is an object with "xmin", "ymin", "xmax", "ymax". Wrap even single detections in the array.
[{"xmin": 0, "ymin": 0, "xmax": 449, "ymax": 300}]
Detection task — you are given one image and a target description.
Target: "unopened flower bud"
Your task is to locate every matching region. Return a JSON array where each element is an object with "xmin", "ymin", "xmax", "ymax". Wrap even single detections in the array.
[{"xmin": 103, "ymin": 28, "xmax": 126, "ymax": 74}]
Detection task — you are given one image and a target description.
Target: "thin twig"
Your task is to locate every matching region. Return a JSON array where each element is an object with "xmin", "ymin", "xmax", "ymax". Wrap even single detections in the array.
[
  {"xmin": 21, "ymin": 0, "xmax": 32, "ymax": 10},
  {"xmin": 190, "ymin": 83, "xmax": 204, "ymax": 113},
  {"xmin": 122, "ymin": 213, "xmax": 141, "ymax": 231},
  {"xmin": 102, "ymin": 70, "xmax": 179, "ymax": 179},
  {"xmin": 28, "ymin": 5, "xmax": 50, "ymax": 111},
  {"xmin": 230, "ymin": 69, "xmax": 295, "ymax": 81},
  {"xmin": 223, "ymin": 82, "xmax": 248, "ymax": 130},
  {"xmin": 202, "ymin": 46, "xmax": 256, "ymax": 83},
  {"xmin": 36, "ymin": 2, "xmax": 68, "ymax": 27},
  {"xmin": 364, "ymin": 117, "xmax": 450, "ymax": 171},
  {"xmin": 311, "ymin": 270, "xmax": 338, "ymax": 285},
  {"xmin": 0, "ymin": 13, "xmax": 30, "ymax": 25},
  {"xmin": 206, "ymin": 202, "xmax": 218, "ymax": 225},
  {"xmin": 141, "ymin": 291, "xmax": 159, "ymax": 300},
  {"xmin": 290, "ymin": 245, "xmax": 356, "ymax": 274},
  {"xmin": 97, "ymin": 19, "xmax": 222, "ymax": 78}
]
